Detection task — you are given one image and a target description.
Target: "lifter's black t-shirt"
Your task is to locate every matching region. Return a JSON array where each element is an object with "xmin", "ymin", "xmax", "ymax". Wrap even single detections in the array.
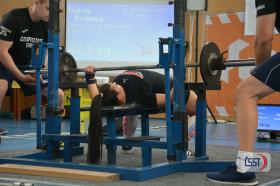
[
  {"xmin": 113, "ymin": 70, "xmax": 166, "ymax": 108},
  {"xmin": 0, "ymin": 8, "xmax": 48, "ymax": 67}
]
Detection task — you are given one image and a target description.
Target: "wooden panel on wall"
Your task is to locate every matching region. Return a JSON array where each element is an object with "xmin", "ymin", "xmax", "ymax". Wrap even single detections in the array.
[
  {"xmin": 208, "ymin": 0, "xmax": 245, "ymax": 14},
  {"xmin": 185, "ymin": 12, "xmax": 206, "ymax": 83},
  {"xmin": 1, "ymin": 97, "xmax": 11, "ymax": 112},
  {"xmin": 0, "ymin": 0, "xmax": 32, "ymax": 19}
]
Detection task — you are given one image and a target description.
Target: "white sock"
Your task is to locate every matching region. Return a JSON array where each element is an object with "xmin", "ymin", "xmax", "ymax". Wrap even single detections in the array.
[
  {"xmin": 123, "ymin": 115, "xmax": 137, "ymax": 138},
  {"xmin": 236, "ymin": 150, "xmax": 254, "ymax": 173},
  {"xmin": 188, "ymin": 115, "xmax": 196, "ymax": 130}
]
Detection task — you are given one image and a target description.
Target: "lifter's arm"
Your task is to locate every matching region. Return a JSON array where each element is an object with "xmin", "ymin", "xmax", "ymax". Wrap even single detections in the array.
[{"xmin": 84, "ymin": 66, "xmax": 99, "ymax": 99}]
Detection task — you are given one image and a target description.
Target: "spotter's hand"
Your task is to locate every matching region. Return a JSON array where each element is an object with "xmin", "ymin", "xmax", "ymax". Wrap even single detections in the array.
[{"xmin": 21, "ymin": 74, "xmax": 36, "ymax": 85}]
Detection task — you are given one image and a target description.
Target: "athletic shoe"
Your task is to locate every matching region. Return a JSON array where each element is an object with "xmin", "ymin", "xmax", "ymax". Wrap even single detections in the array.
[
  {"xmin": 0, "ymin": 128, "xmax": 7, "ymax": 135},
  {"xmin": 206, "ymin": 164, "xmax": 258, "ymax": 185},
  {"xmin": 186, "ymin": 150, "xmax": 195, "ymax": 157},
  {"xmin": 122, "ymin": 145, "xmax": 134, "ymax": 154}
]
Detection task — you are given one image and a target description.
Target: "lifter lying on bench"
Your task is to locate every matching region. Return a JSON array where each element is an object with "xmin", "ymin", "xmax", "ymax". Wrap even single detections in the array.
[{"xmin": 84, "ymin": 66, "xmax": 197, "ymax": 164}]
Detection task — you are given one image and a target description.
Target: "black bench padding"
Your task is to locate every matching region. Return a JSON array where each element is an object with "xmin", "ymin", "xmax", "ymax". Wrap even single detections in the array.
[{"xmin": 80, "ymin": 104, "xmax": 164, "ymax": 117}]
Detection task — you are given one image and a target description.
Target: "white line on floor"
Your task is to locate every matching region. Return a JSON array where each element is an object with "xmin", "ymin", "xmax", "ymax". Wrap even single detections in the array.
[
  {"xmin": 0, "ymin": 177, "xmax": 85, "ymax": 186},
  {"xmin": 1, "ymin": 132, "xmax": 72, "ymax": 140},
  {"xmin": 259, "ymin": 178, "xmax": 280, "ymax": 186}
]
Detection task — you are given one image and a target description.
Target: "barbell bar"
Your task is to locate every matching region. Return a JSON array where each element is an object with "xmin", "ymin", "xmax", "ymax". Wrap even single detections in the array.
[
  {"xmin": 24, "ymin": 42, "xmax": 257, "ymax": 85},
  {"xmin": 223, "ymin": 60, "xmax": 255, "ymax": 67},
  {"xmin": 24, "ymin": 59, "xmax": 255, "ymax": 73},
  {"xmin": 25, "ymin": 64, "xmax": 163, "ymax": 73}
]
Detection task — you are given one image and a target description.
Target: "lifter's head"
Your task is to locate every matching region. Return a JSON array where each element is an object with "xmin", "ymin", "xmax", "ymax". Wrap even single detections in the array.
[{"xmin": 100, "ymin": 83, "xmax": 126, "ymax": 106}]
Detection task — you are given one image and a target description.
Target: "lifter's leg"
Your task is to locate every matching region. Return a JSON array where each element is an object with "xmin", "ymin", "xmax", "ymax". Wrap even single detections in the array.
[{"xmin": 186, "ymin": 90, "xmax": 197, "ymax": 116}]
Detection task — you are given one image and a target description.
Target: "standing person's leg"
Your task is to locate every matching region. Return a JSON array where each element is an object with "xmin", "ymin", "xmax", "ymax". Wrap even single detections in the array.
[
  {"xmin": 0, "ymin": 79, "xmax": 9, "ymax": 135},
  {"xmin": 58, "ymin": 89, "xmax": 64, "ymax": 111},
  {"xmin": 206, "ymin": 76, "xmax": 272, "ymax": 185},
  {"xmin": 207, "ymin": 53, "xmax": 280, "ymax": 185},
  {"xmin": 235, "ymin": 76, "xmax": 274, "ymax": 152},
  {"xmin": 19, "ymin": 81, "xmax": 65, "ymax": 116},
  {"xmin": 41, "ymin": 87, "xmax": 65, "ymax": 114},
  {"xmin": 0, "ymin": 64, "xmax": 14, "ymax": 135},
  {"xmin": 235, "ymin": 76, "xmax": 274, "ymax": 172},
  {"xmin": 0, "ymin": 80, "xmax": 8, "ymax": 110}
]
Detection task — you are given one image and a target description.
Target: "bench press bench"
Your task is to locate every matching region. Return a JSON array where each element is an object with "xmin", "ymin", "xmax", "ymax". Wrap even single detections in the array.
[{"xmin": 44, "ymin": 104, "xmax": 164, "ymax": 166}]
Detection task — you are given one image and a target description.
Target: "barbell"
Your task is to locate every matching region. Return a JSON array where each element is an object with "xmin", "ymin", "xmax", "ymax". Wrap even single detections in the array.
[{"xmin": 24, "ymin": 42, "xmax": 256, "ymax": 85}]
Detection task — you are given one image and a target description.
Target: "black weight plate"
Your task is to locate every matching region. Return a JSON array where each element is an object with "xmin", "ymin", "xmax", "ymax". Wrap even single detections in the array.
[
  {"xmin": 59, "ymin": 52, "xmax": 77, "ymax": 81},
  {"xmin": 200, "ymin": 42, "xmax": 222, "ymax": 86}
]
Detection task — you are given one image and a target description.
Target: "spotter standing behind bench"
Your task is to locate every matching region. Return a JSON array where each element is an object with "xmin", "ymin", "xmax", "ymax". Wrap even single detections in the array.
[{"xmin": 0, "ymin": 0, "xmax": 65, "ymax": 125}]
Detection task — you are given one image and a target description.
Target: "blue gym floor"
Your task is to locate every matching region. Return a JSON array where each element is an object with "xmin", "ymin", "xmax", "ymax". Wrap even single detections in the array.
[
  {"xmin": 1, "ymin": 118, "xmax": 280, "ymax": 151},
  {"xmin": 0, "ymin": 118, "xmax": 280, "ymax": 186}
]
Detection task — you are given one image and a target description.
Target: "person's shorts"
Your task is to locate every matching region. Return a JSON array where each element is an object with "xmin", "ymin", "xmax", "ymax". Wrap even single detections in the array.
[
  {"xmin": 255, "ymin": 0, "xmax": 280, "ymax": 31},
  {"xmin": 0, "ymin": 64, "xmax": 46, "ymax": 96},
  {"xmin": 255, "ymin": 0, "xmax": 279, "ymax": 17},
  {"xmin": 251, "ymin": 53, "xmax": 280, "ymax": 91}
]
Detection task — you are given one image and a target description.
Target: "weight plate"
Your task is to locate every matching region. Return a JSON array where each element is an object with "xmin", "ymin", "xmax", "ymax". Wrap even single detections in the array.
[
  {"xmin": 59, "ymin": 52, "xmax": 77, "ymax": 82},
  {"xmin": 200, "ymin": 42, "xmax": 222, "ymax": 86}
]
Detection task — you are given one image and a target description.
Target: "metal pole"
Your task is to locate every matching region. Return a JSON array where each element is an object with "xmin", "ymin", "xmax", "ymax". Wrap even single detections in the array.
[
  {"xmin": 46, "ymin": 0, "xmax": 61, "ymax": 153},
  {"xmin": 168, "ymin": 0, "xmax": 188, "ymax": 161}
]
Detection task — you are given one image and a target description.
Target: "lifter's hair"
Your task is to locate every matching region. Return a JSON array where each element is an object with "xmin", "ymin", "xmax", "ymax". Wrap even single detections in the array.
[
  {"xmin": 87, "ymin": 84, "xmax": 119, "ymax": 164},
  {"xmin": 100, "ymin": 84, "xmax": 119, "ymax": 106},
  {"xmin": 87, "ymin": 95, "xmax": 103, "ymax": 164}
]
